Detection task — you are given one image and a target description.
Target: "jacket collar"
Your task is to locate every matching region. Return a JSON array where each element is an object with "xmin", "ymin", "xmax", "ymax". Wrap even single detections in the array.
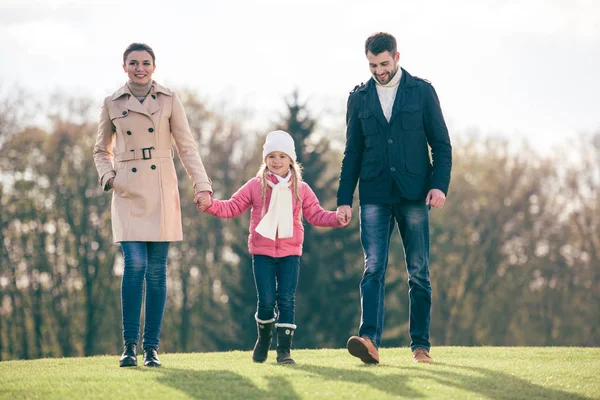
[
  {"xmin": 152, "ymin": 81, "xmax": 173, "ymax": 96},
  {"xmin": 110, "ymin": 81, "xmax": 172, "ymax": 117},
  {"xmin": 362, "ymin": 68, "xmax": 416, "ymax": 126},
  {"xmin": 110, "ymin": 80, "xmax": 172, "ymax": 101}
]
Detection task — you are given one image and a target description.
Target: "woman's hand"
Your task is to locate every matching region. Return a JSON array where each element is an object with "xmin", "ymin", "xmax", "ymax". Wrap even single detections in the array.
[{"xmin": 194, "ymin": 191, "xmax": 212, "ymax": 212}]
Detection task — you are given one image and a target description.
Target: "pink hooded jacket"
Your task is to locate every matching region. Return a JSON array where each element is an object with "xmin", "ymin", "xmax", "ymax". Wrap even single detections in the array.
[{"xmin": 205, "ymin": 174, "xmax": 341, "ymax": 257}]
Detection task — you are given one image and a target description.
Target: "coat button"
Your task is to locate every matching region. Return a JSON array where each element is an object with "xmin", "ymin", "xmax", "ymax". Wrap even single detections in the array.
[
  {"xmin": 151, "ymin": 165, "xmax": 156, "ymax": 170},
  {"xmin": 151, "ymin": 95, "xmax": 156, "ymax": 99},
  {"xmin": 388, "ymin": 139, "xmax": 393, "ymax": 144},
  {"xmin": 127, "ymin": 130, "xmax": 132, "ymax": 135},
  {"xmin": 390, "ymin": 167, "xmax": 396, "ymax": 172},
  {"xmin": 148, "ymin": 128, "xmax": 154, "ymax": 133},
  {"xmin": 122, "ymin": 111, "xmax": 127, "ymax": 116},
  {"xmin": 132, "ymin": 168, "xmax": 137, "ymax": 173}
]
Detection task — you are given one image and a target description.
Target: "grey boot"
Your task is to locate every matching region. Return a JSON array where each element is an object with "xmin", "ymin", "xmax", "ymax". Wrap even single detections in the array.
[
  {"xmin": 252, "ymin": 321, "xmax": 274, "ymax": 363},
  {"xmin": 276, "ymin": 326, "xmax": 296, "ymax": 364}
]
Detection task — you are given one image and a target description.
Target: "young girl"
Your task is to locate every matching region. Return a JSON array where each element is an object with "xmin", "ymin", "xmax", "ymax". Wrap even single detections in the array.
[{"xmin": 198, "ymin": 130, "xmax": 348, "ymax": 364}]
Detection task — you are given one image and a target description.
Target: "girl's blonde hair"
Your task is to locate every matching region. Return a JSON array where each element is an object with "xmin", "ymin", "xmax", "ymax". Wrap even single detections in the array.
[{"xmin": 257, "ymin": 159, "xmax": 303, "ymax": 207}]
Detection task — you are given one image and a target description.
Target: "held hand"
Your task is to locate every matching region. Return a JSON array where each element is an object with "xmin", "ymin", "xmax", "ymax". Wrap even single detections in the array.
[
  {"xmin": 194, "ymin": 190, "xmax": 211, "ymax": 205},
  {"xmin": 426, "ymin": 189, "xmax": 446, "ymax": 208},
  {"xmin": 336, "ymin": 205, "xmax": 352, "ymax": 227},
  {"xmin": 199, "ymin": 195, "xmax": 212, "ymax": 212},
  {"xmin": 194, "ymin": 191, "xmax": 212, "ymax": 212}
]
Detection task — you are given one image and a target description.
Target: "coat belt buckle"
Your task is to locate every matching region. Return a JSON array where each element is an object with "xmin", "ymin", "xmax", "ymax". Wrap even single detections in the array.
[{"xmin": 142, "ymin": 147, "xmax": 155, "ymax": 160}]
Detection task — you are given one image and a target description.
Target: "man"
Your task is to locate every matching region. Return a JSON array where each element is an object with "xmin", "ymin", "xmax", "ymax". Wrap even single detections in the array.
[{"xmin": 336, "ymin": 32, "xmax": 452, "ymax": 364}]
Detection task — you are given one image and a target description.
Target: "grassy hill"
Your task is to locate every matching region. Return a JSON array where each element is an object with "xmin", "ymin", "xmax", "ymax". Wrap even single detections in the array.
[{"xmin": 1, "ymin": 347, "xmax": 598, "ymax": 399}]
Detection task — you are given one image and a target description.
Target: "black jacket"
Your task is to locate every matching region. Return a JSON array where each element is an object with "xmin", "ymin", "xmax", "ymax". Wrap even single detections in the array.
[{"xmin": 337, "ymin": 69, "xmax": 452, "ymax": 206}]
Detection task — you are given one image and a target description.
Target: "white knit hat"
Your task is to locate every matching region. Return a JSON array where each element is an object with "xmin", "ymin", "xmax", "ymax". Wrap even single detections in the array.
[{"xmin": 262, "ymin": 130, "xmax": 297, "ymax": 162}]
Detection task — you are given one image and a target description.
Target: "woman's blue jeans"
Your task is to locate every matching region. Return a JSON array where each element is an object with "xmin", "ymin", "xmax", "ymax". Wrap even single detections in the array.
[{"xmin": 120, "ymin": 241, "xmax": 170, "ymax": 349}]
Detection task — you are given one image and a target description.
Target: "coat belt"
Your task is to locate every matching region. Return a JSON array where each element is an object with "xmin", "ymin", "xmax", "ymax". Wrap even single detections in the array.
[{"xmin": 115, "ymin": 148, "xmax": 174, "ymax": 162}]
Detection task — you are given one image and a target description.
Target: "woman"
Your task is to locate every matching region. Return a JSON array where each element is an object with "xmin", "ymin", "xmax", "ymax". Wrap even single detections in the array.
[{"xmin": 93, "ymin": 43, "xmax": 212, "ymax": 367}]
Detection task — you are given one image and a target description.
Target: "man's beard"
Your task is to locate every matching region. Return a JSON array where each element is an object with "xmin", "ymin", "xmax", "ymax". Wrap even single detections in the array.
[{"xmin": 375, "ymin": 66, "xmax": 398, "ymax": 85}]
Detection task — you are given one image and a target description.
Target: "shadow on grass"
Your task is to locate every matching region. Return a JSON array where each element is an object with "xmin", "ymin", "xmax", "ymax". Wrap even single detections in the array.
[
  {"xmin": 136, "ymin": 367, "xmax": 301, "ymax": 400},
  {"xmin": 294, "ymin": 364, "xmax": 422, "ymax": 398},
  {"xmin": 419, "ymin": 362, "xmax": 590, "ymax": 400},
  {"xmin": 295, "ymin": 362, "xmax": 590, "ymax": 399},
  {"xmin": 128, "ymin": 359, "xmax": 590, "ymax": 399}
]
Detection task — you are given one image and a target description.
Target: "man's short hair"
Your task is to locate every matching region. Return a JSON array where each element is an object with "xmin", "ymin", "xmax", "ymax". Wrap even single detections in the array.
[{"xmin": 365, "ymin": 32, "xmax": 397, "ymax": 56}]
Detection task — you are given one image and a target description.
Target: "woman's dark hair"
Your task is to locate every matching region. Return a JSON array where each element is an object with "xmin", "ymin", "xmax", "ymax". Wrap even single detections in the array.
[
  {"xmin": 123, "ymin": 43, "xmax": 156, "ymax": 65},
  {"xmin": 365, "ymin": 32, "xmax": 397, "ymax": 56}
]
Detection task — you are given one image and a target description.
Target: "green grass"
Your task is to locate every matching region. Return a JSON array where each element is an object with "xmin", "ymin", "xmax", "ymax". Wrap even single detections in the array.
[{"xmin": 1, "ymin": 347, "xmax": 599, "ymax": 399}]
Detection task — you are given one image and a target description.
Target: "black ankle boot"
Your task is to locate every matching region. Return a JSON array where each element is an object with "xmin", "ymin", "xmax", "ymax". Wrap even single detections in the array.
[
  {"xmin": 143, "ymin": 347, "xmax": 161, "ymax": 367},
  {"xmin": 276, "ymin": 326, "xmax": 296, "ymax": 365},
  {"xmin": 252, "ymin": 321, "xmax": 274, "ymax": 363},
  {"xmin": 119, "ymin": 342, "xmax": 137, "ymax": 367}
]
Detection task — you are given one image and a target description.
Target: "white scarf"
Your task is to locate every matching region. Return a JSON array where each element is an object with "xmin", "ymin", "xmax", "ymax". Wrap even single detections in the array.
[{"xmin": 255, "ymin": 173, "xmax": 294, "ymax": 241}]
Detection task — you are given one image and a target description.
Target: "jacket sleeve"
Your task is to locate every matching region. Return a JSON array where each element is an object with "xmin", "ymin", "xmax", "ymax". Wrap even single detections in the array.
[
  {"xmin": 170, "ymin": 91, "xmax": 213, "ymax": 193},
  {"xmin": 93, "ymin": 97, "xmax": 116, "ymax": 191},
  {"xmin": 205, "ymin": 180, "xmax": 254, "ymax": 218},
  {"xmin": 422, "ymin": 83, "xmax": 452, "ymax": 195},
  {"xmin": 302, "ymin": 184, "xmax": 341, "ymax": 228},
  {"xmin": 336, "ymin": 93, "xmax": 364, "ymax": 206}
]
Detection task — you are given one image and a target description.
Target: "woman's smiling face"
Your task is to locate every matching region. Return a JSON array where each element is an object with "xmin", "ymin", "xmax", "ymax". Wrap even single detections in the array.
[{"xmin": 123, "ymin": 50, "xmax": 156, "ymax": 85}]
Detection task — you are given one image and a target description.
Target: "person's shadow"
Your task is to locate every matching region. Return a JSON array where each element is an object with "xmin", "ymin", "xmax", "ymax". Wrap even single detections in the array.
[
  {"xmin": 132, "ymin": 360, "xmax": 591, "ymax": 399},
  {"xmin": 294, "ymin": 362, "xmax": 591, "ymax": 399},
  {"xmin": 135, "ymin": 367, "xmax": 301, "ymax": 400},
  {"xmin": 419, "ymin": 362, "xmax": 591, "ymax": 400}
]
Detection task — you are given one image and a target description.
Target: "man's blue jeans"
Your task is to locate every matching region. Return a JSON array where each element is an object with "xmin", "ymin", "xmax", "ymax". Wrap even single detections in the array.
[
  {"xmin": 252, "ymin": 255, "xmax": 300, "ymax": 327},
  {"xmin": 120, "ymin": 241, "xmax": 170, "ymax": 349},
  {"xmin": 358, "ymin": 201, "xmax": 431, "ymax": 351}
]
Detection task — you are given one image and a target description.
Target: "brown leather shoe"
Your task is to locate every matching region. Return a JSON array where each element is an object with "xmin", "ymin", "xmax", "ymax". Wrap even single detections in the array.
[
  {"xmin": 412, "ymin": 348, "xmax": 433, "ymax": 363},
  {"xmin": 347, "ymin": 336, "xmax": 379, "ymax": 364}
]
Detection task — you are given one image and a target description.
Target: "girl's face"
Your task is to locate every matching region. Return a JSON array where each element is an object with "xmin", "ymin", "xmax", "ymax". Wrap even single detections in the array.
[
  {"xmin": 266, "ymin": 151, "xmax": 292, "ymax": 177},
  {"xmin": 123, "ymin": 50, "xmax": 156, "ymax": 85}
]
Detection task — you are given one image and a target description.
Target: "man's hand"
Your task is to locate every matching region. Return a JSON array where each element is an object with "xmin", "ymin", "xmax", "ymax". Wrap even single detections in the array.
[
  {"xmin": 336, "ymin": 205, "xmax": 352, "ymax": 227},
  {"xmin": 107, "ymin": 177, "xmax": 115, "ymax": 189},
  {"xmin": 426, "ymin": 189, "xmax": 446, "ymax": 208},
  {"xmin": 194, "ymin": 191, "xmax": 212, "ymax": 212}
]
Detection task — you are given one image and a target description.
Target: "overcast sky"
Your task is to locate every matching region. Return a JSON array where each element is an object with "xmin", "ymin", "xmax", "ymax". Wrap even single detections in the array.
[{"xmin": 1, "ymin": 0, "xmax": 599, "ymax": 152}]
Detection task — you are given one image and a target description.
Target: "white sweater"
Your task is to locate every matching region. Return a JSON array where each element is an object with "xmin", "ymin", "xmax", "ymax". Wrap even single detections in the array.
[{"xmin": 375, "ymin": 68, "xmax": 402, "ymax": 122}]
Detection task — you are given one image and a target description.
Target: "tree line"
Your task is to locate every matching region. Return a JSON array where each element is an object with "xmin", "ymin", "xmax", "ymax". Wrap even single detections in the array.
[{"xmin": 0, "ymin": 87, "xmax": 598, "ymax": 360}]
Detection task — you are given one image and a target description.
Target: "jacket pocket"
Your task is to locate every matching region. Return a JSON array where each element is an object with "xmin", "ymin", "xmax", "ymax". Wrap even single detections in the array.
[
  {"xmin": 360, "ymin": 156, "xmax": 383, "ymax": 180},
  {"xmin": 112, "ymin": 166, "xmax": 130, "ymax": 197},
  {"xmin": 404, "ymin": 143, "xmax": 431, "ymax": 176},
  {"xmin": 401, "ymin": 107, "xmax": 423, "ymax": 130},
  {"xmin": 359, "ymin": 110, "xmax": 378, "ymax": 140}
]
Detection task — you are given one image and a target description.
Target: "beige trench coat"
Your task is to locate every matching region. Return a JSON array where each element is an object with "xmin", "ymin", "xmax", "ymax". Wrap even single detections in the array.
[{"xmin": 93, "ymin": 81, "xmax": 212, "ymax": 243}]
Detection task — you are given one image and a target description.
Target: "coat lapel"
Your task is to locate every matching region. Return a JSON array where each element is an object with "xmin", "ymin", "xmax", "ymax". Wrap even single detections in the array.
[
  {"xmin": 144, "ymin": 95, "xmax": 161, "ymax": 116},
  {"xmin": 111, "ymin": 83, "xmax": 155, "ymax": 118},
  {"xmin": 148, "ymin": 82, "xmax": 172, "ymax": 116},
  {"xmin": 124, "ymin": 95, "xmax": 150, "ymax": 117},
  {"xmin": 363, "ymin": 79, "xmax": 388, "ymax": 127},
  {"xmin": 389, "ymin": 69, "xmax": 416, "ymax": 124}
]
